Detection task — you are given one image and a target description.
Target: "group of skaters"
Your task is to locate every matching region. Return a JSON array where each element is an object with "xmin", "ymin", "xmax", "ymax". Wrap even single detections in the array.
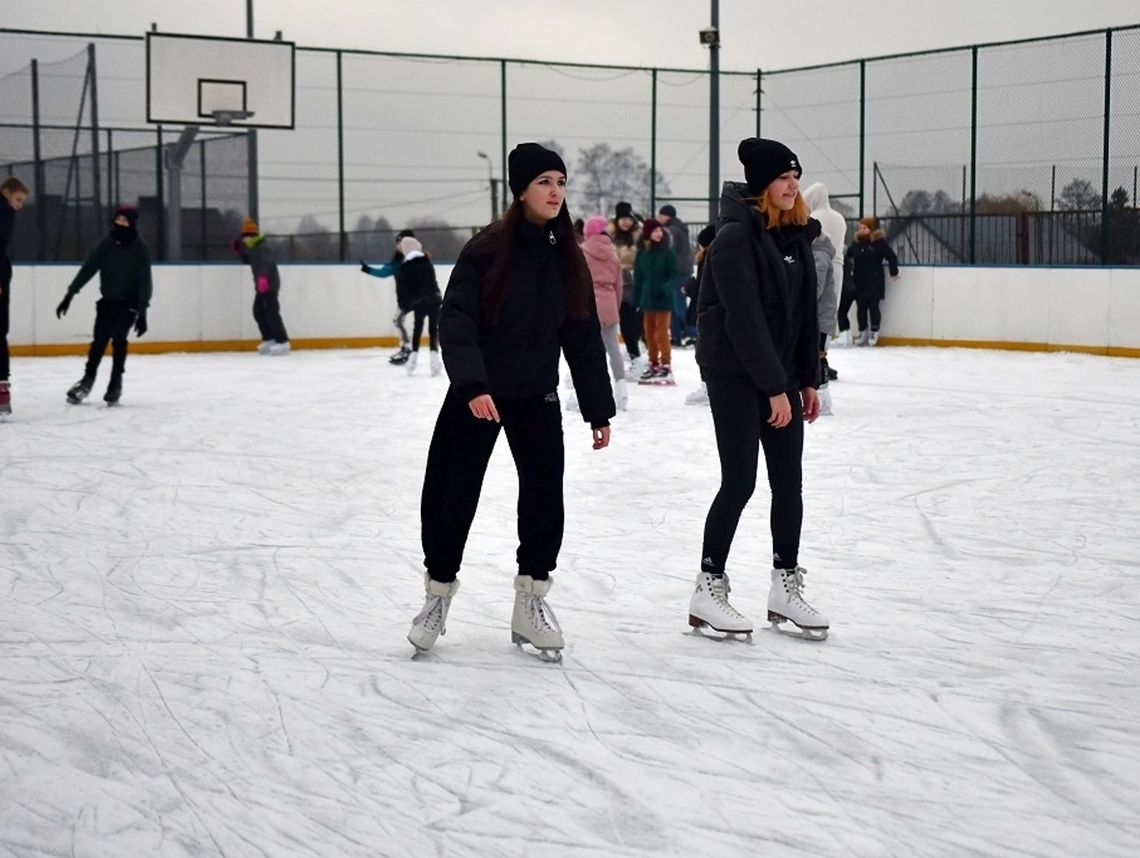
[
  {"xmin": 404, "ymin": 138, "xmax": 902, "ymax": 661},
  {"xmin": 1, "ymin": 137, "xmax": 904, "ymax": 663}
]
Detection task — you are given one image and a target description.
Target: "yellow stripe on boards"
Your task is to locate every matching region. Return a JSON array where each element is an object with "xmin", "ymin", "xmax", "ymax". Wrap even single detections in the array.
[
  {"xmin": 12, "ymin": 336, "xmax": 1140, "ymax": 359},
  {"xmin": 878, "ymin": 337, "xmax": 1140, "ymax": 359}
]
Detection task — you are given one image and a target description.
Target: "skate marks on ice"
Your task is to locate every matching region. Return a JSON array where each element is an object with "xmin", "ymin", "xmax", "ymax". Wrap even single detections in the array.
[{"xmin": 1, "ymin": 349, "xmax": 1140, "ymax": 856}]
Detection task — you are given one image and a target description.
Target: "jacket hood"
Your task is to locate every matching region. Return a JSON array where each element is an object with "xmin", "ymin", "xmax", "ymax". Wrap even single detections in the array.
[
  {"xmin": 813, "ymin": 232, "xmax": 836, "ymax": 261},
  {"xmin": 717, "ymin": 181, "xmax": 764, "ymax": 229},
  {"xmin": 857, "ymin": 229, "xmax": 887, "ymax": 243},
  {"xmin": 581, "ymin": 233, "xmax": 617, "ymax": 262},
  {"xmin": 801, "ymin": 182, "xmax": 831, "ymax": 212}
]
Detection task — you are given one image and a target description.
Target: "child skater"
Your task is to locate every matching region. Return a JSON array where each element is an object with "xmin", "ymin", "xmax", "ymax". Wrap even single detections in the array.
[
  {"xmin": 633, "ymin": 217, "xmax": 678, "ymax": 385},
  {"xmin": 0, "ymin": 177, "xmax": 28, "ymax": 415},
  {"xmin": 408, "ymin": 143, "xmax": 615, "ymax": 660},
  {"xmin": 688, "ymin": 138, "xmax": 828, "ymax": 641},
  {"xmin": 55, "ymin": 205, "xmax": 152, "ymax": 406},
  {"xmin": 233, "ymin": 218, "xmax": 290, "ymax": 355},
  {"xmin": 393, "ymin": 235, "xmax": 442, "ymax": 376}
]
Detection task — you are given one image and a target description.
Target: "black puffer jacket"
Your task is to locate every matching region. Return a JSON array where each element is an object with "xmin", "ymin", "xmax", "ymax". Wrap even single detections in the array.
[
  {"xmin": 394, "ymin": 254, "xmax": 441, "ymax": 308},
  {"xmin": 845, "ymin": 230, "xmax": 899, "ymax": 301},
  {"xmin": 695, "ymin": 182, "xmax": 819, "ymax": 395},
  {"xmin": 440, "ymin": 217, "xmax": 615, "ymax": 428}
]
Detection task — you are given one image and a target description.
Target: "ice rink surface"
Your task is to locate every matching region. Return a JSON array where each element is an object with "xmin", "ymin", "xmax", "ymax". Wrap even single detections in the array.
[{"xmin": 2, "ymin": 345, "xmax": 1138, "ymax": 857}]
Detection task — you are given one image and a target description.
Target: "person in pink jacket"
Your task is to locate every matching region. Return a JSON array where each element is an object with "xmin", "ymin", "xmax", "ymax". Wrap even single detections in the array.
[{"xmin": 573, "ymin": 215, "xmax": 628, "ymax": 411}]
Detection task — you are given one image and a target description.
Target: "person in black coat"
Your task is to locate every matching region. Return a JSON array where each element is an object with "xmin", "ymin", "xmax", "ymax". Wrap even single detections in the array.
[
  {"xmin": 0, "ymin": 176, "xmax": 28, "ymax": 415},
  {"xmin": 687, "ymin": 138, "xmax": 829, "ymax": 641},
  {"xmin": 407, "ymin": 142, "xmax": 615, "ymax": 660},
  {"xmin": 392, "ymin": 235, "xmax": 442, "ymax": 375},
  {"xmin": 845, "ymin": 215, "xmax": 899, "ymax": 346}
]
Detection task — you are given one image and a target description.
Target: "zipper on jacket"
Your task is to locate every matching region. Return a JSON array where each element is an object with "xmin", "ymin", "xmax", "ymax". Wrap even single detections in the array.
[{"xmin": 549, "ymin": 229, "xmax": 556, "ymax": 246}]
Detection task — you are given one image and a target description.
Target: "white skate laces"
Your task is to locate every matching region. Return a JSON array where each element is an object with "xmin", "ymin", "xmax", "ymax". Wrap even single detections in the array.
[
  {"xmin": 689, "ymin": 571, "xmax": 752, "ymax": 635},
  {"xmin": 768, "ymin": 566, "xmax": 829, "ymax": 634},
  {"xmin": 512, "ymin": 575, "xmax": 564, "ymax": 656},
  {"xmin": 408, "ymin": 574, "xmax": 460, "ymax": 653}
]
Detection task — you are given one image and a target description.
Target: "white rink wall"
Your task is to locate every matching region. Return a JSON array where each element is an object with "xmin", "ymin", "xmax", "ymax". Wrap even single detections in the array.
[
  {"xmin": 869, "ymin": 265, "xmax": 1140, "ymax": 354},
  {"xmin": 8, "ymin": 262, "xmax": 1140, "ymax": 355}
]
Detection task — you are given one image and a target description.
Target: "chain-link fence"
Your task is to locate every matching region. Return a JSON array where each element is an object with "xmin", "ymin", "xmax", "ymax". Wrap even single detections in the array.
[{"xmin": 1, "ymin": 24, "xmax": 1138, "ymax": 264}]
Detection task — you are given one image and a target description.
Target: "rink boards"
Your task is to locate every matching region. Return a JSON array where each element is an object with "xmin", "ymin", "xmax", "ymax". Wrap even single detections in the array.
[{"xmin": 7, "ymin": 262, "xmax": 1140, "ymax": 358}]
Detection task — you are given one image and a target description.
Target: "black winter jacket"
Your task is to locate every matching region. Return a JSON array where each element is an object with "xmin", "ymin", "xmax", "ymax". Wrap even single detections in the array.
[
  {"xmin": 440, "ymin": 217, "xmax": 616, "ymax": 429},
  {"xmin": 695, "ymin": 182, "xmax": 819, "ymax": 395},
  {"xmin": 394, "ymin": 254, "xmax": 441, "ymax": 308},
  {"xmin": 845, "ymin": 231, "xmax": 899, "ymax": 301},
  {"xmin": 66, "ymin": 233, "xmax": 154, "ymax": 310},
  {"xmin": 0, "ymin": 202, "xmax": 13, "ymax": 283}
]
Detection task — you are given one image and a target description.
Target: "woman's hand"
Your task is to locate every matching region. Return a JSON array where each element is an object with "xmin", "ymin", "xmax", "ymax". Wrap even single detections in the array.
[
  {"xmin": 468, "ymin": 394, "xmax": 500, "ymax": 423},
  {"xmin": 767, "ymin": 393, "xmax": 792, "ymax": 428},
  {"xmin": 801, "ymin": 387, "xmax": 820, "ymax": 424},
  {"xmin": 592, "ymin": 426, "xmax": 611, "ymax": 450}
]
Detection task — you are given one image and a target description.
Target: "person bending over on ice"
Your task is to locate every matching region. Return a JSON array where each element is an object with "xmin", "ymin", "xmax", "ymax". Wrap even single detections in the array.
[
  {"xmin": 688, "ymin": 138, "xmax": 829, "ymax": 641},
  {"xmin": 56, "ymin": 205, "xmax": 152, "ymax": 406},
  {"xmin": 392, "ymin": 235, "xmax": 442, "ymax": 376},
  {"xmin": 408, "ymin": 142, "xmax": 615, "ymax": 660},
  {"xmin": 361, "ymin": 228, "xmax": 417, "ymax": 365},
  {"xmin": 233, "ymin": 218, "xmax": 290, "ymax": 355},
  {"xmin": 0, "ymin": 176, "xmax": 28, "ymax": 415}
]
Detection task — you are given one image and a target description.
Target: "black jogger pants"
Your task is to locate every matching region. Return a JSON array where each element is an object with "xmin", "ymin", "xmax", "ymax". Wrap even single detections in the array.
[{"xmin": 421, "ymin": 387, "xmax": 565, "ymax": 583}]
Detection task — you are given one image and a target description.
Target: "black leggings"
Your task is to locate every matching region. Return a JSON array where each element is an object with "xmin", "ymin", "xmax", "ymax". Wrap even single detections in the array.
[
  {"xmin": 856, "ymin": 297, "xmax": 881, "ymax": 331},
  {"xmin": 411, "ymin": 301, "xmax": 440, "ymax": 352},
  {"xmin": 702, "ymin": 376, "xmax": 804, "ymax": 573},
  {"xmin": 253, "ymin": 292, "xmax": 289, "ymax": 343},
  {"xmin": 83, "ymin": 299, "xmax": 136, "ymax": 382},
  {"xmin": 0, "ymin": 261, "xmax": 10, "ymax": 381},
  {"xmin": 837, "ymin": 284, "xmax": 855, "ymax": 332},
  {"xmin": 421, "ymin": 387, "xmax": 565, "ymax": 583},
  {"xmin": 618, "ymin": 300, "xmax": 642, "ymax": 359}
]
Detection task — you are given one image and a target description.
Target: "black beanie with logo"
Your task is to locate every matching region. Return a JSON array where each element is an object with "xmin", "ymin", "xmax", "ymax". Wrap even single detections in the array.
[{"xmin": 737, "ymin": 138, "xmax": 802, "ymax": 196}]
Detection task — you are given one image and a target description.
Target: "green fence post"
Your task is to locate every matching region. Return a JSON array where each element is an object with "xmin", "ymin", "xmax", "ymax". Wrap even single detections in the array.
[{"xmin": 1101, "ymin": 29, "xmax": 1112, "ymax": 265}]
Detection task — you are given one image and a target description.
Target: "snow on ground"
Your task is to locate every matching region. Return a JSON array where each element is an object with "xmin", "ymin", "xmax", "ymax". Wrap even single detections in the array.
[{"xmin": 1, "ymin": 344, "xmax": 1138, "ymax": 857}]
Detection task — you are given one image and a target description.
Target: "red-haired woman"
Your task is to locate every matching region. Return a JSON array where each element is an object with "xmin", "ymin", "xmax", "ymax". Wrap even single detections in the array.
[
  {"xmin": 409, "ymin": 143, "xmax": 615, "ymax": 660},
  {"xmin": 687, "ymin": 138, "xmax": 829, "ymax": 641}
]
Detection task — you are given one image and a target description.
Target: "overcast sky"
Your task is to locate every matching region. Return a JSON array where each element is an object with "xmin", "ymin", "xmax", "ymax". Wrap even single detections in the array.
[{"xmin": 2, "ymin": 0, "xmax": 1138, "ymax": 72}]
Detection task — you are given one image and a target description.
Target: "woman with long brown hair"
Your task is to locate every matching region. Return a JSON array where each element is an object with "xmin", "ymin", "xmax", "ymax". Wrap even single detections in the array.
[
  {"xmin": 409, "ymin": 143, "xmax": 615, "ymax": 660},
  {"xmin": 687, "ymin": 138, "xmax": 829, "ymax": 641}
]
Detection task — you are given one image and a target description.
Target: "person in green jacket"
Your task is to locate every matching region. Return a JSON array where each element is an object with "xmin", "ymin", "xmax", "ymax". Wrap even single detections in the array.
[
  {"xmin": 633, "ymin": 217, "xmax": 678, "ymax": 384},
  {"xmin": 56, "ymin": 205, "xmax": 152, "ymax": 405}
]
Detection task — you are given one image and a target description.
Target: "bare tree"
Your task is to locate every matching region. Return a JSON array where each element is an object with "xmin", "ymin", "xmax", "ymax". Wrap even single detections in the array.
[
  {"xmin": 573, "ymin": 143, "xmax": 670, "ymax": 220},
  {"xmin": 1057, "ymin": 179, "xmax": 1101, "ymax": 212}
]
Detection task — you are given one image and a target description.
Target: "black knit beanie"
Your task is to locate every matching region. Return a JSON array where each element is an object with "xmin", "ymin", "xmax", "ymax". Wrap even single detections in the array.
[
  {"xmin": 113, "ymin": 204, "xmax": 139, "ymax": 228},
  {"xmin": 615, "ymin": 201, "xmax": 634, "ymax": 220},
  {"xmin": 508, "ymin": 143, "xmax": 567, "ymax": 197},
  {"xmin": 738, "ymin": 137, "xmax": 802, "ymax": 196},
  {"xmin": 697, "ymin": 223, "xmax": 717, "ymax": 247}
]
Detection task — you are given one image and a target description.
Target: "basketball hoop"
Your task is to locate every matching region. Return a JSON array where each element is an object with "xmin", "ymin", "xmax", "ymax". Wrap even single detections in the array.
[{"xmin": 211, "ymin": 109, "xmax": 255, "ymax": 126}]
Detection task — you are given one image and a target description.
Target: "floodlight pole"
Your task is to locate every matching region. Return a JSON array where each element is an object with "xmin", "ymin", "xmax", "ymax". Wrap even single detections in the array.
[
  {"xmin": 246, "ymin": 0, "xmax": 259, "ymax": 223},
  {"xmin": 707, "ymin": 0, "xmax": 720, "ymax": 226}
]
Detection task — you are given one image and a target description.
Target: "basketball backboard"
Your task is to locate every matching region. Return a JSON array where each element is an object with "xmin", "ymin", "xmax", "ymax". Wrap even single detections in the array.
[{"xmin": 146, "ymin": 32, "xmax": 295, "ymax": 129}]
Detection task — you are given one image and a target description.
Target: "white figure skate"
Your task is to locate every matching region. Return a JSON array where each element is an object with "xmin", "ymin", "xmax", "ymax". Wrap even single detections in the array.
[
  {"xmin": 688, "ymin": 571, "xmax": 752, "ymax": 640},
  {"xmin": 406, "ymin": 352, "xmax": 419, "ymax": 375},
  {"xmin": 408, "ymin": 574, "xmax": 460, "ymax": 655},
  {"xmin": 430, "ymin": 351, "xmax": 443, "ymax": 376},
  {"xmin": 768, "ymin": 567, "xmax": 829, "ymax": 641},
  {"xmin": 684, "ymin": 382, "xmax": 709, "ymax": 406},
  {"xmin": 512, "ymin": 575, "xmax": 564, "ymax": 662}
]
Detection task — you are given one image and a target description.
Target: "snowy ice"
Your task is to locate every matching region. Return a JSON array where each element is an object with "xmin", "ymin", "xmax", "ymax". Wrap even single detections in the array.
[{"xmin": 1, "ymin": 345, "xmax": 1138, "ymax": 857}]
